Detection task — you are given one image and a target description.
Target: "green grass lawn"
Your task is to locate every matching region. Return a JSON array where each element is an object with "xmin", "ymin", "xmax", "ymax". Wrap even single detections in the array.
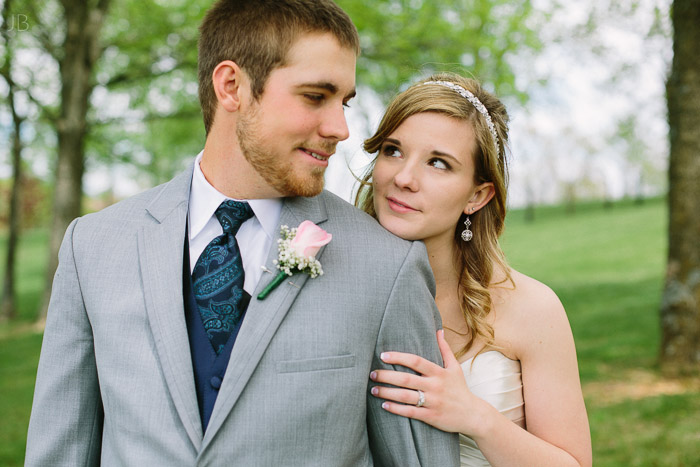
[
  {"xmin": 0, "ymin": 229, "xmax": 48, "ymax": 465},
  {"xmin": 1, "ymin": 197, "xmax": 699, "ymax": 465}
]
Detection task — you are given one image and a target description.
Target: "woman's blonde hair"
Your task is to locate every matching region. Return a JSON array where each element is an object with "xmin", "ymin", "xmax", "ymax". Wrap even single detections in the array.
[{"xmin": 355, "ymin": 72, "xmax": 512, "ymax": 359}]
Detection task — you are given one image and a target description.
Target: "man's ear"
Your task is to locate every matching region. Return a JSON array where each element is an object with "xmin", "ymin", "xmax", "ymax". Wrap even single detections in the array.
[
  {"xmin": 464, "ymin": 182, "xmax": 495, "ymax": 215},
  {"xmin": 212, "ymin": 60, "xmax": 249, "ymax": 112}
]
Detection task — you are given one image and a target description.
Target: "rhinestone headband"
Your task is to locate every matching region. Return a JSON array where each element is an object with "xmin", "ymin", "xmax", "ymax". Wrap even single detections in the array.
[{"xmin": 421, "ymin": 80, "xmax": 500, "ymax": 155}]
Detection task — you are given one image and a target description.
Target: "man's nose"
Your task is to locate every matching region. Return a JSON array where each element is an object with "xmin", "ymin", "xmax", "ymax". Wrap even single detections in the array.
[{"xmin": 319, "ymin": 104, "xmax": 350, "ymax": 142}]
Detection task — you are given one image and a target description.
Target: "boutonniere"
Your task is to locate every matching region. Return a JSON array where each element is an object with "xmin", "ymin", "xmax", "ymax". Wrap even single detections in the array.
[{"xmin": 257, "ymin": 220, "xmax": 332, "ymax": 300}]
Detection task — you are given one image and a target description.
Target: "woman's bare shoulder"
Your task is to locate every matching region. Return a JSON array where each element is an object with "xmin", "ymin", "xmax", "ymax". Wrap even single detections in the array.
[{"xmin": 491, "ymin": 268, "xmax": 571, "ymax": 359}]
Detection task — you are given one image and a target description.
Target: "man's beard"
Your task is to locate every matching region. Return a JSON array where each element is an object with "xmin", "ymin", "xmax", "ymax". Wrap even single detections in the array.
[{"xmin": 237, "ymin": 107, "xmax": 330, "ymax": 198}]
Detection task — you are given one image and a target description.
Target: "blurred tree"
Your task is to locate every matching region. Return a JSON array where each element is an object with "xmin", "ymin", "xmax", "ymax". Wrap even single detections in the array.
[
  {"xmin": 0, "ymin": 0, "xmax": 23, "ymax": 320},
  {"xmin": 614, "ymin": 116, "xmax": 654, "ymax": 203},
  {"xmin": 35, "ymin": 0, "xmax": 206, "ymax": 320},
  {"xmin": 661, "ymin": 0, "xmax": 700, "ymax": 375},
  {"xmin": 340, "ymin": 0, "xmax": 545, "ymax": 101},
  {"xmin": 34, "ymin": 0, "xmax": 111, "ymax": 321},
  {"xmin": 511, "ymin": 0, "xmax": 671, "ymax": 211},
  {"xmin": 87, "ymin": 0, "xmax": 204, "ymax": 186}
]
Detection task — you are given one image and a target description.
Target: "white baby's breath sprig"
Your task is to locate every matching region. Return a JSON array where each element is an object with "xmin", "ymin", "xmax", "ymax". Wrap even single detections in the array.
[
  {"xmin": 272, "ymin": 225, "xmax": 324, "ymax": 278},
  {"xmin": 257, "ymin": 222, "xmax": 331, "ymax": 300}
]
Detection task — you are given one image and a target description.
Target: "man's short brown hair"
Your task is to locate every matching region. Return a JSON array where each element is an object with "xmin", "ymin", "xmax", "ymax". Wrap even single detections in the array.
[{"xmin": 198, "ymin": 0, "xmax": 360, "ymax": 134}]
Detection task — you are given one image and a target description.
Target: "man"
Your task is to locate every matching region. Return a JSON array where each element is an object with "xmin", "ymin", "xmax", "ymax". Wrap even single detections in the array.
[{"xmin": 25, "ymin": 0, "xmax": 459, "ymax": 465}]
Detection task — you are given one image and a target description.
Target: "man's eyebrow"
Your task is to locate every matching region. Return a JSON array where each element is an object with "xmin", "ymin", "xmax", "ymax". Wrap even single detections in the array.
[{"xmin": 299, "ymin": 82, "xmax": 356, "ymax": 100}]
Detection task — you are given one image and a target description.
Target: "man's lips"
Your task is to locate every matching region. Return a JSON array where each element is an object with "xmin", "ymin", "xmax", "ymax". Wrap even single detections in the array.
[
  {"xmin": 387, "ymin": 196, "xmax": 418, "ymax": 212},
  {"xmin": 301, "ymin": 148, "xmax": 332, "ymax": 161}
]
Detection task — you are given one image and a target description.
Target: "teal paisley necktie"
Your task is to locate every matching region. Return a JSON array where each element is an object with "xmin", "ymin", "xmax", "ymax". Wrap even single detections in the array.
[{"xmin": 192, "ymin": 200, "xmax": 254, "ymax": 354}]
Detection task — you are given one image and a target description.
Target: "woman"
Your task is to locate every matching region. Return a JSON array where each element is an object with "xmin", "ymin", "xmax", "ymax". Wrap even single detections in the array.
[{"xmin": 356, "ymin": 73, "xmax": 592, "ymax": 466}]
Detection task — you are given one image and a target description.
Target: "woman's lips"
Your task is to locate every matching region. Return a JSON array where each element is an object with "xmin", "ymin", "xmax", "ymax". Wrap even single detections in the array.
[{"xmin": 387, "ymin": 197, "xmax": 418, "ymax": 213}]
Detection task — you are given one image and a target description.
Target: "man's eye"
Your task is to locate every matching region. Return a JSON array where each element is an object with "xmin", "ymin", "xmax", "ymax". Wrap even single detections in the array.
[{"xmin": 304, "ymin": 94, "xmax": 324, "ymax": 103}]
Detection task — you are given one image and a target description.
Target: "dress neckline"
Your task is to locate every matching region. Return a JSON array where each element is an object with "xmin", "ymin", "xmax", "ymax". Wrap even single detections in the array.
[{"xmin": 459, "ymin": 350, "xmax": 517, "ymax": 367}]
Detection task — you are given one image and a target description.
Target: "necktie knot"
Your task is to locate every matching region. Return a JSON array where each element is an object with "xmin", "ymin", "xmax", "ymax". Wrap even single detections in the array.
[{"xmin": 215, "ymin": 200, "xmax": 254, "ymax": 235}]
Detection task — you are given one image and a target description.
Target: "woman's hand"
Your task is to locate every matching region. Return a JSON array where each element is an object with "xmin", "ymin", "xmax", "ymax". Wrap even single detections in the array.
[{"xmin": 370, "ymin": 330, "xmax": 490, "ymax": 435}]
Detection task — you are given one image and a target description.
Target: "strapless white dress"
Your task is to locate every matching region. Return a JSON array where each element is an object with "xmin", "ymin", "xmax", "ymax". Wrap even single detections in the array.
[{"xmin": 459, "ymin": 351, "xmax": 525, "ymax": 466}]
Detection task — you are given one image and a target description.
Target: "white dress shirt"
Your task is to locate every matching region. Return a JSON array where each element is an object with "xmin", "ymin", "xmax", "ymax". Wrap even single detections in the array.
[{"xmin": 188, "ymin": 152, "xmax": 282, "ymax": 294}]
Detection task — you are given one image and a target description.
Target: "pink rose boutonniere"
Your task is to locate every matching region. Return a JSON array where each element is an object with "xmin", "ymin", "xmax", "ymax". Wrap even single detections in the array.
[{"xmin": 257, "ymin": 221, "xmax": 332, "ymax": 300}]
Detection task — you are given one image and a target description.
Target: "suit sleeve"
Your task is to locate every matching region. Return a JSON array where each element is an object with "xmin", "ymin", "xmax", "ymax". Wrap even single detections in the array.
[
  {"xmin": 367, "ymin": 241, "xmax": 460, "ymax": 467},
  {"xmin": 25, "ymin": 218, "xmax": 103, "ymax": 466}
]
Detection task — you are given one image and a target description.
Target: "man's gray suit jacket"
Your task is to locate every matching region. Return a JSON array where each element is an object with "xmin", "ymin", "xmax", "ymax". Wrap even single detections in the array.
[{"xmin": 25, "ymin": 163, "xmax": 460, "ymax": 466}]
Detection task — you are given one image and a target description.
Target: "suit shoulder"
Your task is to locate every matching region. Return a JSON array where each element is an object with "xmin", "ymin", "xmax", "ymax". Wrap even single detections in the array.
[
  {"xmin": 318, "ymin": 190, "xmax": 414, "ymax": 255},
  {"xmin": 320, "ymin": 190, "xmax": 412, "ymax": 245},
  {"xmin": 77, "ymin": 164, "xmax": 192, "ymax": 228},
  {"xmin": 78, "ymin": 182, "xmax": 168, "ymax": 226}
]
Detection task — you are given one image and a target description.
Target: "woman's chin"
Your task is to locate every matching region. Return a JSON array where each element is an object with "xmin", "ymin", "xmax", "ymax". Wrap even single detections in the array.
[{"xmin": 379, "ymin": 220, "xmax": 421, "ymax": 242}]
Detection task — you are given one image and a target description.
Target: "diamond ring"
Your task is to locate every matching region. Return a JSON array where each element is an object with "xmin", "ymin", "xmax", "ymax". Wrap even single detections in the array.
[{"xmin": 416, "ymin": 389, "xmax": 425, "ymax": 407}]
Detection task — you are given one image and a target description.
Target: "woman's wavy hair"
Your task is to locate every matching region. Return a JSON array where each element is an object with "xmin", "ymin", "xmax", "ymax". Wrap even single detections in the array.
[{"xmin": 355, "ymin": 72, "xmax": 512, "ymax": 359}]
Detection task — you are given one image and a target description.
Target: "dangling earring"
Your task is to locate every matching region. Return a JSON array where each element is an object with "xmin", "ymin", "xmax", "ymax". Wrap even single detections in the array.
[{"xmin": 461, "ymin": 212, "xmax": 473, "ymax": 242}]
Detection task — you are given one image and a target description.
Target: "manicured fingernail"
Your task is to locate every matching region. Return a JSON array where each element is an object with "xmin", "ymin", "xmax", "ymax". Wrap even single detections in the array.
[
  {"xmin": 370, "ymin": 371, "xmax": 377, "ymax": 380},
  {"xmin": 380, "ymin": 352, "xmax": 388, "ymax": 361},
  {"xmin": 382, "ymin": 402, "xmax": 389, "ymax": 409},
  {"xmin": 371, "ymin": 386, "xmax": 378, "ymax": 395}
]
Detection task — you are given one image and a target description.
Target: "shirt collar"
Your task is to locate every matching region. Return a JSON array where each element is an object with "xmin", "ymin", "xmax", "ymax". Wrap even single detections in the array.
[{"xmin": 189, "ymin": 151, "xmax": 282, "ymax": 240}]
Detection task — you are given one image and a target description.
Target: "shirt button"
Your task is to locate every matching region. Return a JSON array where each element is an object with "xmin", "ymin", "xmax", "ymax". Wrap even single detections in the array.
[{"xmin": 210, "ymin": 376, "xmax": 222, "ymax": 389}]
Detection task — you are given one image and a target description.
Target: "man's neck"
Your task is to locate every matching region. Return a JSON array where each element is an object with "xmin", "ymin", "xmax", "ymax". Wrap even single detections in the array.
[{"xmin": 200, "ymin": 139, "xmax": 282, "ymax": 200}]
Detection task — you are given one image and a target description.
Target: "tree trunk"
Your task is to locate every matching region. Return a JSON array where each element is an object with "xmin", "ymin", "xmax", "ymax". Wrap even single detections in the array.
[
  {"xmin": 0, "ymin": 86, "xmax": 23, "ymax": 322},
  {"xmin": 38, "ymin": 0, "xmax": 111, "ymax": 321},
  {"xmin": 660, "ymin": 0, "xmax": 700, "ymax": 375},
  {"xmin": 0, "ymin": 0, "xmax": 21, "ymax": 321}
]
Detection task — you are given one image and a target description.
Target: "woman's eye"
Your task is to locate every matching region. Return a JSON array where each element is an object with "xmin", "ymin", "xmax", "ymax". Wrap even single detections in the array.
[
  {"xmin": 429, "ymin": 158, "xmax": 450, "ymax": 170},
  {"xmin": 381, "ymin": 145, "xmax": 401, "ymax": 158}
]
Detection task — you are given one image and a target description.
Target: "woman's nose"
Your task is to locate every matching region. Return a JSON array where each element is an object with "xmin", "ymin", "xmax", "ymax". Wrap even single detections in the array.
[{"xmin": 393, "ymin": 163, "xmax": 419, "ymax": 191}]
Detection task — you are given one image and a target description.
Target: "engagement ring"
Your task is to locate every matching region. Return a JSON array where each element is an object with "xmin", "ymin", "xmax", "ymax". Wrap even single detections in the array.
[{"xmin": 416, "ymin": 390, "xmax": 425, "ymax": 407}]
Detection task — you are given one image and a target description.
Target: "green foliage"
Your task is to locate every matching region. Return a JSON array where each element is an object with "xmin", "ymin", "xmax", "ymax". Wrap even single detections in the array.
[
  {"xmin": 340, "ymin": 0, "xmax": 545, "ymax": 102},
  {"xmin": 87, "ymin": 0, "xmax": 208, "ymax": 184}
]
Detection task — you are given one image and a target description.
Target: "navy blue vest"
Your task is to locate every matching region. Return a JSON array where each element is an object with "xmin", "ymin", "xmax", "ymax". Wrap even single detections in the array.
[{"xmin": 183, "ymin": 235, "xmax": 249, "ymax": 431}]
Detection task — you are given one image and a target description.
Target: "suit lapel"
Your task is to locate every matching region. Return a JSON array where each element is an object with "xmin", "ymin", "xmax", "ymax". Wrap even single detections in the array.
[
  {"xmin": 138, "ymin": 164, "xmax": 203, "ymax": 449},
  {"xmin": 202, "ymin": 194, "xmax": 329, "ymax": 446}
]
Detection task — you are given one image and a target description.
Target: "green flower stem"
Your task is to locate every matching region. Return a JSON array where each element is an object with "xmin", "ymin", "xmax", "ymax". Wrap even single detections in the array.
[{"xmin": 257, "ymin": 271, "xmax": 289, "ymax": 300}]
